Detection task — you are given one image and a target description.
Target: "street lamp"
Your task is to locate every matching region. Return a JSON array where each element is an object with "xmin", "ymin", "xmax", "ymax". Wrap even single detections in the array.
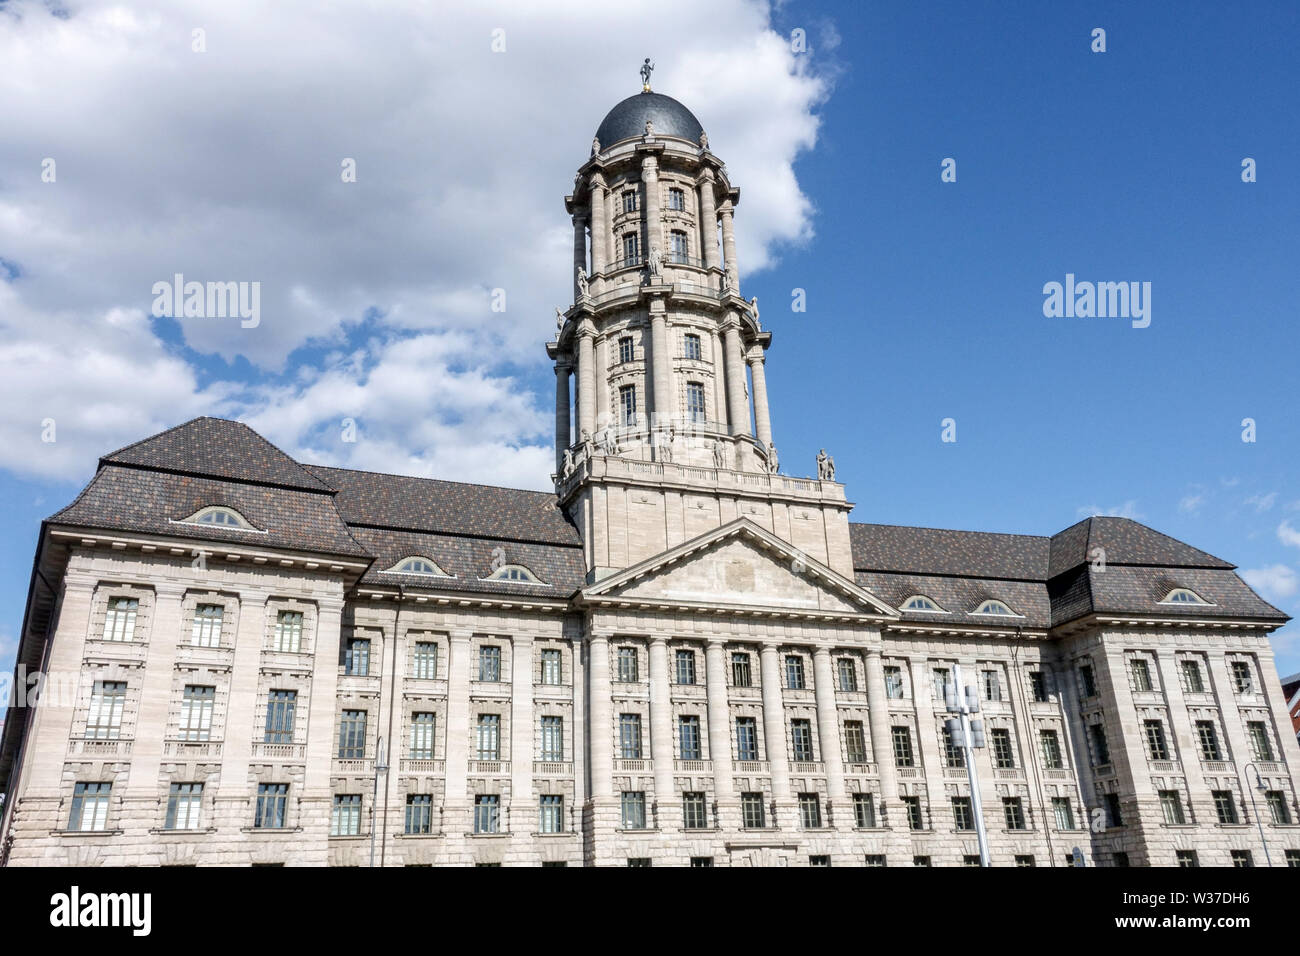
[
  {"xmin": 1241, "ymin": 762, "xmax": 1272, "ymax": 867},
  {"xmin": 945, "ymin": 663, "xmax": 991, "ymax": 867},
  {"xmin": 370, "ymin": 736, "xmax": 389, "ymax": 868}
]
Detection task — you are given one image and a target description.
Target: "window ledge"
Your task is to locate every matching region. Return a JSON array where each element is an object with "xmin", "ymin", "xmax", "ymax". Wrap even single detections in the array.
[
  {"xmin": 51, "ymin": 829, "xmax": 124, "ymax": 837},
  {"xmin": 466, "ymin": 831, "xmax": 512, "ymax": 839},
  {"xmin": 147, "ymin": 827, "xmax": 218, "ymax": 835},
  {"xmin": 239, "ymin": 826, "xmax": 304, "ymax": 834}
]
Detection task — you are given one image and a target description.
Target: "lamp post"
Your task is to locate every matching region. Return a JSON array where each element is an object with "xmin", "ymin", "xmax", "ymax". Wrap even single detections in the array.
[
  {"xmin": 370, "ymin": 736, "xmax": 389, "ymax": 868},
  {"xmin": 1241, "ymin": 762, "xmax": 1272, "ymax": 867},
  {"xmin": 945, "ymin": 663, "xmax": 991, "ymax": 866}
]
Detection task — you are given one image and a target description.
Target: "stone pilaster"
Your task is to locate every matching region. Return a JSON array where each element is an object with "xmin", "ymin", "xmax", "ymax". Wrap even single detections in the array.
[
  {"xmin": 719, "ymin": 200, "xmax": 739, "ymax": 288},
  {"xmin": 649, "ymin": 305, "xmax": 672, "ymax": 428},
  {"xmin": 577, "ymin": 330, "xmax": 595, "ymax": 441},
  {"xmin": 587, "ymin": 634, "xmax": 612, "ymax": 798},
  {"xmin": 510, "ymin": 634, "xmax": 535, "ymax": 815},
  {"xmin": 641, "ymin": 155, "xmax": 660, "ymax": 264},
  {"xmin": 588, "ymin": 175, "xmax": 608, "ymax": 277},
  {"xmin": 704, "ymin": 639, "xmax": 735, "ymax": 802},
  {"xmin": 813, "ymin": 646, "xmax": 847, "ymax": 803},
  {"xmin": 648, "ymin": 637, "xmax": 675, "ymax": 816},
  {"xmin": 864, "ymin": 648, "xmax": 899, "ymax": 823},
  {"xmin": 760, "ymin": 643, "xmax": 792, "ymax": 803},
  {"xmin": 723, "ymin": 319, "xmax": 750, "ymax": 437},
  {"xmin": 696, "ymin": 171, "xmax": 719, "ymax": 274}
]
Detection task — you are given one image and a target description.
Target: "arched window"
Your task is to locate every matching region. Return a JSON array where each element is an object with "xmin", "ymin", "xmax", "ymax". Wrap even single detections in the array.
[
  {"xmin": 486, "ymin": 565, "xmax": 543, "ymax": 584},
  {"xmin": 1160, "ymin": 588, "xmax": 1211, "ymax": 606},
  {"xmin": 902, "ymin": 596, "xmax": 945, "ymax": 613},
  {"xmin": 179, "ymin": 506, "xmax": 256, "ymax": 530},
  {"xmin": 385, "ymin": 557, "xmax": 450, "ymax": 577},
  {"xmin": 973, "ymin": 600, "xmax": 1017, "ymax": 617}
]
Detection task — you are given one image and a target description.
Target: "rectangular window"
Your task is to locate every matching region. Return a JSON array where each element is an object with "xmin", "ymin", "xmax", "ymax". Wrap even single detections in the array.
[
  {"xmin": 991, "ymin": 728, "xmax": 1015, "ymax": 769},
  {"xmin": 669, "ymin": 229, "xmax": 689, "ymax": 262},
  {"xmin": 731, "ymin": 652, "xmax": 752, "ymax": 687},
  {"xmin": 191, "ymin": 604, "xmax": 223, "ymax": 647},
  {"xmin": 1288, "ymin": 850, "xmax": 1300, "ymax": 867},
  {"xmin": 69, "ymin": 782, "xmax": 112, "ymax": 832},
  {"xmin": 478, "ymin": 645, "xmax": 501, "ymax": 682},
  {"xmin": 799, "ymin": 792, "xmax": 822, "ymax": 829},
  {"xmin": 1113, "ymin": 852, "xmax": 1130, "ymax": 867},
  {"xmin": 1104, "ymin": 793, "xmax": 1123, "ymax": 828},
  {"xmin": 690, "ymin": 857, "xmax": 713, "ymax": 867},
  {"xmin": 741, "ymin": 792, "xmax": 766, "ymax": 829},
  {"xmin": 1089, "ymin": 722, "xmax": 1111, "ymax": 765},
  {"xmin": 409, "ymin": 712, "xmax": 436, "ymax": 759},
  {"xmin": 785, "ymin": 655, "xmax": 805, "ymax": 689},
  {"xmin": 622, "ymin": 190, "xmax": 638, "ymax": 214},
  {"xmin": 1212, "ymin": 790, "xmax": 1238, "ymax": 824},
  {"xmin": 540, "ymin": 716, "xmax": 564, "ymax": 761},
  {"xmin": 1130, "ymin": 658, "xmax": 1153, "ymax": 692},
  {"xmin": 1144, "ymin": 719, "xmax": 1169, "ymax": 761},
  {"xmin": 982, "ymin": 669, "xmax": 1002, "ymax": 702},
  {"xmin": 338, "ymin": 710, "xmax": 367, "ymax": 759},
  {"xmin": 952, "ymin": 796, "xmax": 974, "ymax": 831},
  {"xmin": 1052, "ymin": 797, "xmax": 1075, "ymax": 830},
  {"xmin": 343, "ymin": 637, "xmax": 370, "ymax": 677},
  {"xmin": 103, "ymin": 596, "xmax": 139, "ymax": 642},
  {"xmin": 1158, "ymin": 789, "xmax": 1186, "ymax": 825},
  {"xmin": 254, "ymin": 783, "xmax": 288, "ymax": 829},
  {"xmin": 476, "ymin": 714, "xmax": 500, "ymax": 760},
  {"xmin": 86, "ymin": 680, "xmax": 126, "ymax": 740},
  {"xmin": 682, "ymin": 792, "xmax": 708, "ymax": 830},
  {"xmin": 1196, "ymin": 720, "xmax": 1222, "ymax": 761},
  {"xmin": 891, "ymin": 726, "xmax": 914, "ymax": 767},
  {"xmin": 165, "ymin": 782, "xmax": 202, "ymax": 830},
  {"xmin": 791, "ymin": 719, "xmax": 814, "ymax": 762},
  {"xmin": 1181, "ymin": 659, "xmax": 1205, "ymax": 693},
  {"xmin": 331, "ymin": 794, "xmax": 362, "ymax": 836},
  {"xmin": 405, "ymin": 794, "xmax": 433, "ymax": 835},
  {"xmin": 1014, "ymin": 855, "xmax": 1036, "ymax": 868},
  {"xmin": 540, "ymin": 649, "xmax": 562, "ymax": 685},
  {"xmin": 474, "ymin": 794, "xmax": 500, "ymax": 833},
  {"xmin": 178, "ymin": 684, "xmax": 215, "ymax": 742},
  {"xmin": 865, "ymin": 855, "xmax": 886, "ymax": 867},
  {"xmin": 616, "ymin": 646, "xmax": 638, "ymax": 682},
  {"xmin": 809, "ymin": 854, "xmax": 830, "ymax": 867},
  {"xmin": 683, "ymin": 332, "xmax": 701, "ymax": 360},
  {"xmin": 620, "ymin": 792, "xmax": 646, "ymax": 830},
  {"xmin": 1231, "ymin": 850, "xmax": 1253, "ymax": 868},
  {"xmin": 618, "ymin": 336, "xmax": 634, "ymax": 364},
  {"xmin": 685, "ymin": 382, "xmax": 706, "ymax": 423},
  {"xmin": 621, "ymin": 232, "xmax": 639, "ymax": 264},
  {"xmin": 884, "ymin": 665, "xmax": 904, "ymax": 699},
  {"xmin": 412, "ymin": 641, "xmax": 438, "ymax": 679},
  {"xmin": 1028, "ymin": 671, "xmax": 1047, "ymax": 702},
  {"xmin": 619, "ymin": 714, "xmax": 643, "ymax": 759},
  {"xmin": 853, "ymin": 792, "xmax": 876, "ymax": 829},
  {"xmin": 264, "ymin": 690, "xmax": 296, "ymax": 744},
  {"xmin": 678, "ymin": 715, "xmax": 701, "ymax": 761},
  {"xmin": 1266, "ymin": 790, "xmax": 1292, "ymax": 825},
  {"xmin": 1247, "ymin": 721, "xmax": 1274, "ymax": 761},
  {"xmin": 837, "ymin": 658, "xmax": 858, "ymax": 692},
  {"xmin": 1003, "ymin": 797, "xmax": 1026, "ymax": 830},
  {"xmin": 932, "ymin": 667, "xmax": 950, "ymax": 701},
  {"xmin": 735, "ymin": 717, "xmax": 758, "ymax": 761},
  {"xmin": 1231, "ymin": 660, "xmax": 1254, "ymax": 694},
  {"xmin": 844, "ymin": 721, "xmax": 868, "ymax": 764},
  {"xmin": 1078, "ymin": 662, "xmax": 1097, "ymax": 697},
  {"xmin": 667, "ymin": 187, "xmax": 685, "ymax": 212},
  {"xmin": 273, "ymin": 610, "xmax": 303, "ymax": 652},
  {"xmin": 675, "ymin": 649, "xmax": 696, "ymax": 685},
  {"xmin": 942, "ymin": 726, "xmax": 965, "ymax": 768},
  {"xmin": 902, "ymin": 796, "xmax": 924, "ymax": 830},
  {"xmin": 1036, "ymin": 729, "xmax": 1062, "ymax": 769},
  {"xmin": 539, "ymin": 794, "xmax": 564, "ymax": 834},
  {"xmin": 619, "ymin": 385, "xmax": 637, "ymax": 426},
  {"xmin": 913, "ymin": 856, "xmax": 931, "ymax": 867},
  {"xmin": 1176, "ymin": 850, "xmax": 1199, "ymax": 868},
  {"xmin": 963, "ymin": 855, "xmax": 981, "ymax": 867}
]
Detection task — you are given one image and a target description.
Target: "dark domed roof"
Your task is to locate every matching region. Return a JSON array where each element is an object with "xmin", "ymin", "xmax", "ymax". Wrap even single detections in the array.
[{"xmin": 595, "ymin": 92, "xmax": 704, "ymax": 148}]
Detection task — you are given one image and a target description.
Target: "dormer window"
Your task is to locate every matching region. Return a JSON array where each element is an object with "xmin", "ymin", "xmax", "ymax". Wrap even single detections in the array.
[
  {"xmin": 973, "ymin": 600, "xmax": 1018, "ymax": 617},
  {"xmin": 178, "ymin": 506, "xmax": 257, "ymax": 531},
  {"xmin": 386, "ymin": 557, "xmax": 450, "ymax": 577},
  {"xmin": 902, "ymin": 596, "xmax": 945, "ymax": 613},
  {"xmin": 1160, "ymin": 588, "xmax": 1211, "ymax": 606},
  {"xmin": 486, "ymin": 565, "xmax": 543, "ymax": 584}
]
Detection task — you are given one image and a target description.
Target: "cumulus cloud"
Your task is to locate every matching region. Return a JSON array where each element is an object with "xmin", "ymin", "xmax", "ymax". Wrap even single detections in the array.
[
  {"xmin": 1242, "ymin": 564, "xmax": 1298, "ymax": 601},
  {"xmin": 1279, "ymin": 521, "xmax": 1300, "ymax": 549},
  {"xmin": 0, "ymin": 0, "xmax": 833, "ymax": 484}
]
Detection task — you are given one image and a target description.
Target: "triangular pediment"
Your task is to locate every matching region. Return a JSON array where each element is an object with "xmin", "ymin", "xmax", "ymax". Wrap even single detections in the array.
[{"xmin": 583, "ymin": 519, "xmax": 897, "ymax": 618}]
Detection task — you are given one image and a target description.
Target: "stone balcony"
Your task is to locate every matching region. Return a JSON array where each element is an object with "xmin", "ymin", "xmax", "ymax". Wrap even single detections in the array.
[{"xmin": 67, "ymin": 737, "xmax": 133, "ymax": 757}]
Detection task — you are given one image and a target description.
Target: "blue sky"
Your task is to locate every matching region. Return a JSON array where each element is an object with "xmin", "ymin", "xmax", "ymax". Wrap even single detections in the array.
[{"xmin": 1, "ymin": 0, "xmax": 1298, "ymax": 678}]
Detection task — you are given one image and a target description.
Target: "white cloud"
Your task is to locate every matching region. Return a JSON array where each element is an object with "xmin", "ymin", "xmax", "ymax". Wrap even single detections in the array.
[
  {"xmin": 1242, "ymin": 564, "xmax": 1298, "ymax": 601},
  {"xmin": 1244, "ymin": 492, "xmax": 1277, "ymax": 513},
  {"xmin": 1178, "ymin": 493, "xmax": 1205, "ymax": 515},
  {"xmin": 0, "ymin": 0, "xmax": 833, "ymax": 484},
  {"xmin": 1076, "ymin": 501, "xmax": 1143, "ymax": 520},
  {"xmin": 1279, "ymin": 521, "xmax": 1300, "ymax": 549}
]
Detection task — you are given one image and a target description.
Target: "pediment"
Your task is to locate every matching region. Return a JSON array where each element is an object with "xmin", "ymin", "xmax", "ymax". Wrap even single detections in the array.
[{"xmin": 583, "ymin": 519, "xmax": 896, "ymax": 618}]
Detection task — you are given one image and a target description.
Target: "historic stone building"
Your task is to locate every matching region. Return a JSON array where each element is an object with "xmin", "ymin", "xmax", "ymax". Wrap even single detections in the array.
[{"xmin": 2, "ymin": 84, "xmax": 1299, "ymax": 868}]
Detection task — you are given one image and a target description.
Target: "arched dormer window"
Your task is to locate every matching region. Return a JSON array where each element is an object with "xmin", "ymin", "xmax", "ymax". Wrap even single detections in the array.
[
  {"xmin": 973, "ymin": 599, "xmax": 1018, "ymax": 617},
  {"xmin": 177, "ymin": 506, "xmax": 259, "ymax": 531},
  {"xmin": 385, "ymin": 557, "xmax": 451, "ymax": 577},
  {"xmin": 485, "ymin": 564, "xmax": 543, "ymax": 584},
  {"xmin": 902, "ymin": 595, "xmax": 945, "ymax": 613},
  {"xmin": 1160, "ymin": 587, "xmax": 1211, "ymax": 606}
]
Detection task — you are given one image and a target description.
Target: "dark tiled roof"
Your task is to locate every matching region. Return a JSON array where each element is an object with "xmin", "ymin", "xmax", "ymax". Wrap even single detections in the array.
[
  {"xmin": 50, "ymin": 465, "xmax": 368, "ymax": 558},
  {"xmin": 305, "ymin": 464, "xmax": 579, "ymax": 546},
  {"xmin": 850, "ymin": 523, "xmax": 1049, "ymax": 580},
  {"xmin": 855, "ymin": 571, "xmax": 1051, "ymax": 629},
  {"xmin": 102, "ymin": 417, "xmax": 331, "ymax": 491},
  {"xmin": 1048, "ymin": 516, "xmax": 1233, "ymax": 577},
  {"xmin": 1086, "ymin": 566, "xmax": 1285, "ymax": 622}
]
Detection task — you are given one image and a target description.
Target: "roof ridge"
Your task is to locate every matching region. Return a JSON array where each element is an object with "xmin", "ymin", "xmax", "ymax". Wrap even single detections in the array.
[
  {"xmin": 97, "ymin": 415, "xmax": 210, "ymax": 465},
  {"xmin": 304, "ymin": 462, "xmax": 561, "ymax": 500},
  {"xmin": 849, "ymin": 520, "xmax": 1047, "ymax": 540}
]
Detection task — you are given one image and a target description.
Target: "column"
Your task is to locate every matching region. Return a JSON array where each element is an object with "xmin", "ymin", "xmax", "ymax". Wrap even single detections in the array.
[
  {"xmin": 571, "ymin": 635, "xmax": 587, "ymax": 810},
  {"xmin": 589, "ymin": 176, "xmax": 608, "ymax": 275},
  {"xmin": 649, "ymin": 308, "xmax": 673, "ymax": 429},
  {"xmin": 214, "ymin": 593, "xmax": 268, "ymax": 826},
  {"xmin": 748, "ymin": 348, "xmax": 772, "ymax": 448},
  {"xmin": 594, "ymin": 337, "xmax": 610, "ymax": 433},
  {"xmin": 710, "ymin": 329, "xmax": 727, "ymax": 432},
  {"xmin": 641, "ymin": 156, "xmax": 660, "ymax": 264},
  {"xmin": 813, "ymin": 646, "xmax": 847, "ymax": 803},
  {"xmin": 864, "ymin": 648, "xmax": 899, "ymax": 822},
  {"xmin": 443, "ymin": 631, "xmax": 472, "ymax": 803},
  {"xmin": 510, "ymin": 635, "xmax": 535, "ymax": 818},
  {"xmin": 572, "ymin": 213, "xmax": 587, "ymax": 301},
  {"xmin": 719, "ymin": 200, "xmax": 739, "ymax": 289},
  {"xmin": 759, "ymin": 643, "xmax": 792, "ymax": 801},
  {"xmin": 648, "ymin": 638, "xmax": 676, "ymax": 816},
  {"xmin": 697, "ymin": 173, "xmax": 719, "ymax": 273},
  {"xmin": 554, "ymin": 362, "xmax": 570, "ymax": 473},
  {"xmin": 124, "ymin": 583, "xmax": 185, "ymax": 794},
  {"xmin": 587, "ymin": 634, "xmax": 613, "ymax": 798},
  {"xmin": 723, "ymin": 321, "xmax": 750, "ymax": 437},
  {"xmin": 577, "ymin": 331, "xmax": 595, "ymax": 440},
  {"xmin": 705, "ymin": 640, "xmax": 735, "ymax": 799}
]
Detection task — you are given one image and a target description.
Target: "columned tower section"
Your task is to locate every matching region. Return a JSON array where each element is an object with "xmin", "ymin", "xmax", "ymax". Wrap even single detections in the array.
[{"xmin": 547, "ymin": 87, "xmax": 854, "ymax": 581}]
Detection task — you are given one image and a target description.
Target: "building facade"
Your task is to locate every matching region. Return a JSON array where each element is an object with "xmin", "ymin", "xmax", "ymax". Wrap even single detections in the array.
[{"xmin": 2, "ymin": 86, "xmax": 1299, "ymax": 868}]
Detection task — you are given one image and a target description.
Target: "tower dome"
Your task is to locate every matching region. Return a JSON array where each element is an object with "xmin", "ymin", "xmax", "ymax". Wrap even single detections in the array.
[{"xmin": 594, "ymin": 91, "xmax": 704, "ymax": 148}]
